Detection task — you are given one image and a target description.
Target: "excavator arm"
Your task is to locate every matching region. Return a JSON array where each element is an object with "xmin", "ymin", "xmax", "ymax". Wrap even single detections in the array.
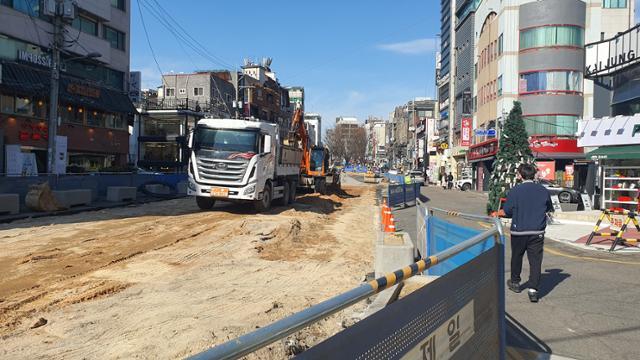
[{"xmin": 289, "ymin": 108, "xmax": 310, "ymax": 173}]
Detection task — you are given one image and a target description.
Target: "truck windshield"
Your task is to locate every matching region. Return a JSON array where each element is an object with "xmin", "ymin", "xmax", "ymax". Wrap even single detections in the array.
[
  {"xmin": 194, "ymin": 128, "xmax": 258, "ymax": 153},
  {"xmin": 310, "ymin": 149, "xmax": 324, "ymax": 171}
]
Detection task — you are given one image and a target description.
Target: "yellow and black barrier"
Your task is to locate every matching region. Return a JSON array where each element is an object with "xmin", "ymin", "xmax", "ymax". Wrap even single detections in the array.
[{"xmin": 586, "ymin": 209, "xmax": 640, "ymax": 251}]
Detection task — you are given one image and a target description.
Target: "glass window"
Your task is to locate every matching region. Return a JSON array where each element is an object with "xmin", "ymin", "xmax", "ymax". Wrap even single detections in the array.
[
  {"xmin": 603, "ymin": 0, "xmax": 627, "ymax": 8},
  {"xmin": 33, "ymin": 99, "xmax": 46, "ymax": 118},
  {"xmin": 193, "ymin": 87, "xmax": 204, "ymax": 96},
  {"xmin": 498, "ymin": 34, "xmax": 503, "ymax": 55},
  {"xmin": 1, "ymin": 94, "xmax": 15, "ymax": 114},
  {"xmin": 86, "ymin": 110, "xmax": 105, "ymax": 127},
  {"xmin": 105, "ymin": 113, "xmax": 126, "ymax": 129},
  {"xmin": 524, "ymin": 115, "xmax": 578, "ymax": 136},
  {"xmin": 141, "ymin": 142, "xmax": 179, "ymax": 162},
  {"xmin": 111, "ymin": 0, "xmax": 125, "ymax": 10},
  {"xmin": 519, "ymin": 71, "xmax": 583, "ymax": 94},
  {"xmin": 72, "ymin": 16, "xmax": 98, "ymax": 36},
  {"xmin": 520, "ymin": 26, "xmax": 583, "ymax": 50},
  {"xmin": 103, "ymin": 26, "xmax": 125, "ymax": 50},
  {"xmin": 60, "ymin": 105, "xmax": 84, "ymax": 124},
  {"xmin": 15, "ymin": 96, "xmax": 33, "ymax": 116},
  {"xmin": 166, "ymin": 88, "xmax": 175, "ymax": 97},
  {"xmin": 497, "ymin": 76, "xmax": 503, "ymax": 97},
  {"xmin": 9, "ymin": 0, "xmax": 39, "ymax": 16}
]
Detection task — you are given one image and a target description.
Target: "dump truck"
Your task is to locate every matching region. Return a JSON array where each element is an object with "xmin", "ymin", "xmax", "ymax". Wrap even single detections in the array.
[{"xmin": 187, "ymin": 118, "xmax": 302, "ymax": 212}]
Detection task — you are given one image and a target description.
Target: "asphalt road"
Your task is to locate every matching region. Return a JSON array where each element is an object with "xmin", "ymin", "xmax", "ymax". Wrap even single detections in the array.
[{"xmin": 393, "ymin": 186, "xmax": 640, "ymax": 360}]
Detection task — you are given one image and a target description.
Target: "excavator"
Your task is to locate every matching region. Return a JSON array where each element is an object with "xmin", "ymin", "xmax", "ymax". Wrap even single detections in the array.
[{"xmin": 287, "ymin": 108, "xmax": 340, "ymax": 194}]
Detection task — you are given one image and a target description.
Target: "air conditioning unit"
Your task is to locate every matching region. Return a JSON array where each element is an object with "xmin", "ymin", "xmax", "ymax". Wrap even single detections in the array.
[
  {"xmin": 41, "ymin": 0, "xmax": 57, "ymax": 17},
  {"xmin": 61, "ymin": 0, "xmax": 75, "ymax": 20}
]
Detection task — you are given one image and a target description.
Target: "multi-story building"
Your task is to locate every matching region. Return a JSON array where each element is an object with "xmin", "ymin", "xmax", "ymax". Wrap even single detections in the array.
[
  {"xmin": 0, "ymin": 0, "xmax": 135, "ymax": 173},
  {"xmin": 364, "ymin": 117, "xmax": 385, "ymax": 164},
  {"xmin": 288, "ymin": 86, "xmax": 304, "ymax": 111},
  {"xmin": 303, "ymin": 113, "xmax": 321, "ymax": 147},
  {"xmin": 240, "ymin": 59, "xmax": 293, "ymax": 140},
  {"xmin": 467, "ymin": 0, "xmax": 635, "ymax": 190},
  {"xmin": 159, "ymin": 71, "xmax": 235, "ymax": 118},
  {"xmin": 438, "ymin": 0, "xmax": 457, "ymax": 148}
]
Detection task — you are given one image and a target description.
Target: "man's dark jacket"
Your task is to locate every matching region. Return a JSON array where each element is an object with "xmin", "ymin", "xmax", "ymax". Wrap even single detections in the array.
[{"xmin": 503, "ymin": 181, "xmax": 554, "ymax": 235}]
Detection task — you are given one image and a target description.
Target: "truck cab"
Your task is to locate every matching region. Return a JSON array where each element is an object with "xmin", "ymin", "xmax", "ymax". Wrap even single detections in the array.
[{"xmin": 187, "ymin": 118, "xmax": 300, "ymax": 211}]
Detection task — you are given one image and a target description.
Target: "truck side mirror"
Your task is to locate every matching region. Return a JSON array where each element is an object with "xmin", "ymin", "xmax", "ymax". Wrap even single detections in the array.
[{"xmin": 263, "ymin": 135, "xmax": 272, "ymax": 154}]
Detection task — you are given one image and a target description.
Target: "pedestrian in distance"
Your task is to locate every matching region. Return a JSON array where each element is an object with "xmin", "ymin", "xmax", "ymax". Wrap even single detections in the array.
[
  {"xmin": 447, "ymin": 173, "xmax": 454, "ymax": 190},
  {"xmin": 495, "ymin": 163, "xmax": 554, "ymax": 302}
]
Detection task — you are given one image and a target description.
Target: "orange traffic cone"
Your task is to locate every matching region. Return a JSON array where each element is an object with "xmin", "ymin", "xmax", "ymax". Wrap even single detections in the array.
[
  {"xmin": 382, "ymin": 206, "xmax": 391, "ymax": 230},
  {"xmin": 385, "ymin": 215, "xmax": 396, "ymax": 232}
]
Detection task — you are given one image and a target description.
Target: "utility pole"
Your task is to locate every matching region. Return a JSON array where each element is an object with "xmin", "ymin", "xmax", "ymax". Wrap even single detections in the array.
[{"xmin": 47, "ymin": 0, "xmax": 64, "ymax": 174}]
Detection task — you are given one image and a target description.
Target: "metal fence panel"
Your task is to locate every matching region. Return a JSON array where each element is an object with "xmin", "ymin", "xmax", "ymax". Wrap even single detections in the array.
[
  {"xmin": 297, "ymin": 246, "xmax": 503, "ymax": 360},
  {"xmin": 388, "ymin": 184, "xmax": 405, "ymax": 208}
]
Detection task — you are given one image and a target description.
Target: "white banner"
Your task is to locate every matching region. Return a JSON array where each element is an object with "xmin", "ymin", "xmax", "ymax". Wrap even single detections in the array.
[{"xmin": 55, "ymin": 135, "xmax": 68, "ymax": 174}]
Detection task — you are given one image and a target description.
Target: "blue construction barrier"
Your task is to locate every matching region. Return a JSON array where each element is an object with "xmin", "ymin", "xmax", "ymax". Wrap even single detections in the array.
[
  {"xmin": 343, "ymin": 165, "xmax": 368, "ymax": 173},
  {"xmin": 424, "ymin": 212, "xmax": 495, "ymax": 276},
  {"xmin": 387, "ymin": 182, "xmax": 420, "ymax": 208}
]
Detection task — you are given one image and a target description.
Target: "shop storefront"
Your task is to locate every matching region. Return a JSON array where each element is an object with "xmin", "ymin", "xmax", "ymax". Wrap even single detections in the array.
[
  {"xmin": 579, "ymin": 114, "xmax": 640, "ymax": 211},
  {"xmin": 1, "ymin": 61, "xmax": 135, "ymax": 174},
  {"xmin": 529, "ymin": 136, "xmax": 584, "ymax": 187},
  {"xmin": 468, "ymin": 138, "xmax": 498, "ymax": 191}
]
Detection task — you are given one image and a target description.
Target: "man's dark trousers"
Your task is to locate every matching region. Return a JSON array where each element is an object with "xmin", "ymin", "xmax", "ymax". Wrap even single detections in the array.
[{"xmin": 510, "ymin": 233, "xmax": 544, "ymax": 290}]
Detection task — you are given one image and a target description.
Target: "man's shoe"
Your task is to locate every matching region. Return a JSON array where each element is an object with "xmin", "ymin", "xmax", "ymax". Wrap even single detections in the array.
[
  {"xmin": 507, "ymin": 280, "xmax": 522, "ymax": 293},
  {"xmin": 528, "ymin": 290, "xmax": 539, "ymax": 303}
]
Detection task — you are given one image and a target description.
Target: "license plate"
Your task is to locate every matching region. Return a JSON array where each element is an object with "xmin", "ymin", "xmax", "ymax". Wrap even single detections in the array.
[{"xmin": 211, "ymin": 187, "xmax": 229, "ymax": 198}]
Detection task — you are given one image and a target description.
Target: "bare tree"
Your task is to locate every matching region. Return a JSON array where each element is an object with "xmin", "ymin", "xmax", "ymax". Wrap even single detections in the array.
[{"xmin": 324, "ymin": 125, "xmax": 367, "ymax": 164}]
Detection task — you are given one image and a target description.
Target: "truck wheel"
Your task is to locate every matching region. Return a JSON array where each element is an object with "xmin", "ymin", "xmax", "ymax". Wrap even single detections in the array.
[
  {"xmin": 254, "ymin": 183, "xmax": 272, "ymax": 212},
  {"xmin": 462, "ymin": 183, "xmax": 471, "ymax": 191},
  {"xmin": 196, "ymin": 196, "xmax": 215, "ymax": 210},
  {"xmin": 276, "ymin": 181, "xmax": 289, "ymax": 206},
  {"xmin": 288, "ymin": 181, "xmax": 297, "ymax": 204},
  {"xmin": 317, "ymin": 178, "xmax": 327, "ymax": 195}
]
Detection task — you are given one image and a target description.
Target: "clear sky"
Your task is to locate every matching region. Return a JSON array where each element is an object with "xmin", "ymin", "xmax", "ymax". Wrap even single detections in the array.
[{"xmin": 130, "ymin": 0, "xmax": 440, "ymax": 130}]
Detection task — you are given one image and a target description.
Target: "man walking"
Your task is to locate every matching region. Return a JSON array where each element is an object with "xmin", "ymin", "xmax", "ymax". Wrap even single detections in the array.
[{"xmin": 499, "ymin": 163, "xmax": 554, "ymax": 302}]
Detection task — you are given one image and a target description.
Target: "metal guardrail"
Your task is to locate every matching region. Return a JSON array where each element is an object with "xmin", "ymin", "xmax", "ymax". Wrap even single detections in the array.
[{"xmin": 188, "ymin": 213, "xmax": 504, "ymax": 360}]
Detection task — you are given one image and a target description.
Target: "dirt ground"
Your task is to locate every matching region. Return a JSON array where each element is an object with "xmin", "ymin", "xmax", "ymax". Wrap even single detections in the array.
[{"xmin": 0, "ymin": 183, "xmax": 376, "ymax": 359}]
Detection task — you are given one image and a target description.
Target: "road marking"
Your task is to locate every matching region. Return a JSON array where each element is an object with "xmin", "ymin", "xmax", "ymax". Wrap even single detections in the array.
[{"xmin": 544, "ymin": 247, "xmax": 640, "ymax": 266}]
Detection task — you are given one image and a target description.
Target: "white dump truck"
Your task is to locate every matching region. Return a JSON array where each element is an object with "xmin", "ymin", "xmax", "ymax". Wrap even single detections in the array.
[{"xmin": 187, "ymin": 118, "xmax": 302, "ymax": 212}]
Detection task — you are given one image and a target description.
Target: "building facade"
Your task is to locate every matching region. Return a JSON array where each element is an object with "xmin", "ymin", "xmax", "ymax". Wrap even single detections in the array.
[
  {"xmin": 438, "ymin": 0, "xmax": 456, "ymax": 148},
  {"xmin": 465, "ymin": 0, "xmax": 635, "ymax": 190},
  {"xmin": 303, "ymin": 112, "xmax": 321, "ymax": 147},
  {"xmin": 159, "ymin": 71, "xmax": 235, "ymax": 118},
  {"xmin": 0, "ymin": 0, "xmax": 135, "ymax": 173},
  {"xmin": 288, "ymin": 86, "xmax": 304, "ymax": 111}
]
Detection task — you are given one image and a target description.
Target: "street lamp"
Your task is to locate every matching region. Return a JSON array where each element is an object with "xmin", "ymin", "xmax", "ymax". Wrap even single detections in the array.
[{"xmin": 47, "ymin": 51, "xmax": 102, "ymax": 174}]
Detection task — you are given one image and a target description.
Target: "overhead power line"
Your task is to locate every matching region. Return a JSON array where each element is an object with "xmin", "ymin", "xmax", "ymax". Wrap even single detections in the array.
[{"xmin": 136, "ymin": 0, "xmax": 164, "ymax": 83}]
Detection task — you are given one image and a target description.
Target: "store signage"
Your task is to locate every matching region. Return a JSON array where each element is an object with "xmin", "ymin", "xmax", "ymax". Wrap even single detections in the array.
[
  {"xmin": 17, "ymin": 50, "xmax": 52, "ymax": 68},
  {"xmin": 585, "ymin": 25, "xmax": 640, "ymax": 78},
  {"xmin": 19, "ymin": 122, "xmax": 48, "ymax": 141},
  {"xmin": 577, "ymin": 115, "xmax": 640, "ymax": 147},
  {"xmin": 564, "ymin": 164, "xmax": 575, "ymax": 182},
  {"xmin": 67, "ymin": 83, "xmax": 101, "ymax": 98},
  {"xmin": 439, "ymin": 143, "xmax": 449, "ymax": 150},
  {"xmin": 529, "ymin": 137, "xmax": 582, "ymax": 153},
  {"xmin": 551, "ymin": 195, "xmax": 563, "ymax": 213},
  {"xmin": 474, "ymin": 129, "xmax": 496, "ymax": 136},
  {"xmin": 468, "ymin": 138, "xmax": 498, "ymax": 161},
  {"xmin": 537, "ymin": 161, "xmax": 556, "ymax": 181},
  {"xmin": 461, "ymin": 118, "xmax": 472, "ymax": 146}
]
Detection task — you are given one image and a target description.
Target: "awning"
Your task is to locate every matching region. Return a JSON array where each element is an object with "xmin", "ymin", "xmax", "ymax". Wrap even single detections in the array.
[
  {"xmin": 587, "ymin": 145, "xmax": 640, "ymax": 160},
  {"xmin": 532, "ymin": 151, "xmax": 585, "ymax": 160},
  {"xmin": 468, "ymin": 156, "xmax": 495, "ymax": 163},
  {"xmin": 0, "ymin": 61, "xmax": 136, "ymax": 115}
]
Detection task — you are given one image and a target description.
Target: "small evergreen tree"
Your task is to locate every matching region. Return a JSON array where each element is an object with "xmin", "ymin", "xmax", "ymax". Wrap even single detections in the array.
[{"xmin": 487, "ymin": 101, "xmax": 535, "ymax": 213}]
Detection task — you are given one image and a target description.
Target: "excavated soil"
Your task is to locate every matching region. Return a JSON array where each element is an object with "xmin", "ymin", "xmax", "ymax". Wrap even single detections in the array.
[{"xmin": 0, "ymin": 184, "xmax": 376, "ymax": 359}]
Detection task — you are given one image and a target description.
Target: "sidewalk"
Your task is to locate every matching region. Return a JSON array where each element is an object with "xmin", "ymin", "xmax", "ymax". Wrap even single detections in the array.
[{"xmin": 547, "ymin": 212, "xmax": 640, "ymax": 253}]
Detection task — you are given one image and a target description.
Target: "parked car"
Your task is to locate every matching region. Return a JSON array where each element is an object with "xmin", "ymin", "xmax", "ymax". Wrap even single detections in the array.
[
  {"xmin": 408, "ymin": 170, "xmax": 426, "ymax": 186},
  {"xmin": 456, "ymin": 178, "xmax": 473, "ymax": 191},
  {"xmin": 538, "ymin": 179, "xmax": 580, "ymax": 203}
]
